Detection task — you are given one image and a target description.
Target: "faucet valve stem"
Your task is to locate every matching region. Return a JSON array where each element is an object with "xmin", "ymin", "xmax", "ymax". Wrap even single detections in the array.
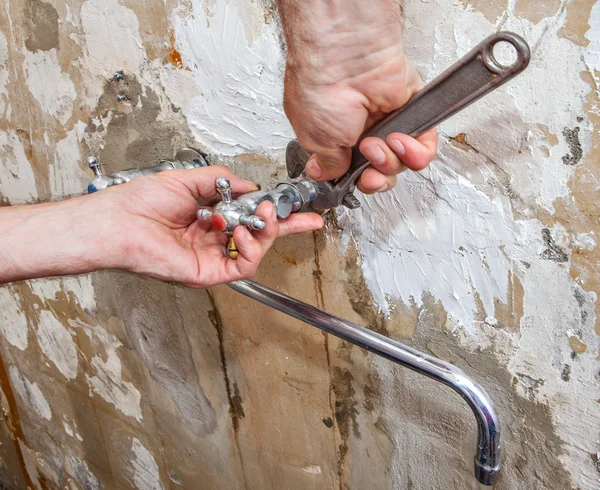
[
  {"xmin": 239, "ymin": 215, "xmax": 266, "ymax": 231},
  {"xmin": 216, "ymin": 177, "xmax": 232, "ymax": 203},
  {"xmin": 197, "ymin": 209, "xmax": 213, "ymax": 221},
  {"xmin": 88, "ymin": 156, "xmax": 102, "ymax": 177}
]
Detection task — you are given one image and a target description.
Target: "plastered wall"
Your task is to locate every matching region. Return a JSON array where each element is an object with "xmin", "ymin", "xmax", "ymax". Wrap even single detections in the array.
[{"xmin": 0, "ymin": 0, "xmax": 598, "ymax": 489}]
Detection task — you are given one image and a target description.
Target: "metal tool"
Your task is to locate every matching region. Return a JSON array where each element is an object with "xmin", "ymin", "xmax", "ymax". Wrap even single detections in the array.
[
  {"xmin": 197, "ymin": 31, "xmax": 530, "ymax": 243},
  {"xmin": 229, "ymin": 279, "xmax": 501, "ymax": 486}
]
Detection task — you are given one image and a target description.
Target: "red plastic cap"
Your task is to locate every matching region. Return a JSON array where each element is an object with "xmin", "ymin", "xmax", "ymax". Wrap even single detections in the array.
[{"xmin": 211, "ymin": 213, "xmax": 228, "ymax": 231}]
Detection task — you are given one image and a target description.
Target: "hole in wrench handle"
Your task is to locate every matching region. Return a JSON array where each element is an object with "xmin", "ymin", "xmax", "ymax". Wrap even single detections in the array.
[{"xmin": 301, "ymin": 31, "xmax": 531, "ymax": 211}]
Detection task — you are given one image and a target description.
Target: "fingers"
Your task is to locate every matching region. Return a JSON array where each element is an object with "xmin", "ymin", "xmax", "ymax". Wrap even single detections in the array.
[
  {"xmin": 277, "ymin": 212, "xmax": 324, "ymax": 237},
  {"xmin": 164, "ymin": 165, "xmax": 259, "ymax": 200},
  {"xmin": 305, "ymin": 147, "xmax": 352, "ymax": 182},
  {"xmin": 357, "ymin": 168, "xmax": 397, "ymax": 195},
  {"xmin": 386, "ymin": 129, "xmax": 438, "ymax": 171},
  {"xmin": 357, "ymin": 129, "xmax": 438, "ymax": 193}
]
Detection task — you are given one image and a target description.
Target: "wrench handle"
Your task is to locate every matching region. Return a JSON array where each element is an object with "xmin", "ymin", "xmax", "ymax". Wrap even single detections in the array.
[{"xmin": 336, "ymin": 31, "xmax": 530, "ymax": 191}]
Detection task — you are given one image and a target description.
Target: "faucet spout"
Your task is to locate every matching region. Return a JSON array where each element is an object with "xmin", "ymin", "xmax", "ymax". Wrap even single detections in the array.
[{"xmin": 227, "ymin": 279, "xmax": 501, "ymax": 485}]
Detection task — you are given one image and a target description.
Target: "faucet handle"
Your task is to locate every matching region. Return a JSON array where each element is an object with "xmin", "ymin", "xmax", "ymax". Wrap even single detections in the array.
[
  {"xmin": 87, "ymin": 156, "xmax": 114, "ymax": 193},
  {"xmin": 87, "ymin": 156, "xmax": 102, "ymax": 177},
  {"xmin": 216, "ymin": 177, "xmax": 232, "ymax": 203}
]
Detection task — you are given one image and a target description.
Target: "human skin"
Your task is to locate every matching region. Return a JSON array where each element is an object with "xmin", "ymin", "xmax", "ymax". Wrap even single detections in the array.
[
  {"xmin": 0, "ymin": 166, "xmax": 323, "ymax": 286},
  {"xmin": 278, "ymin": 0, "xmax": 438, "ymax": 193},
  {"xmin": 0, "ymin": 2, "xmax": 435, "ymax": 286}
]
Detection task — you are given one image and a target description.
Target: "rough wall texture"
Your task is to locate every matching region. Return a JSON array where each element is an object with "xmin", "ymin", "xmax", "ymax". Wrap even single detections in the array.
[{"xmin": 0, "ymin": 0, "xmax": 598, "ymax": 489}]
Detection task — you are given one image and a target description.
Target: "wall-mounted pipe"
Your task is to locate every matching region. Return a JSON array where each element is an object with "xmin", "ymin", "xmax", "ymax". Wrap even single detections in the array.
[{"xmin": 228, "ymin": 279, "xmax": 501, "ymax": 486}]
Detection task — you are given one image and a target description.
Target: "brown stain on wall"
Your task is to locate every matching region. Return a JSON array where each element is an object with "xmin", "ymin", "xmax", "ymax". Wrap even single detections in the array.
[
  {"xmin": 207, "ymin": 291, "xmax": 248, "ymax": 489},
  {"xmin": 549, "ymin": 0, "xmax": 600, "ymax": 336},
  {"xmin": 515, "ymin": 0, "xmax": 561, "ymax": 23},
  {"xmin": 459, "ymin": 0, "xmax": 508, "ymax": 23},
  {"xmin": 558, "ymin": 0, "xmax": 595, "ymax": 46},
  {"xmin": 23, "ymin": 0, "xmax": 59, "ymax": 52},
  {"xmin": 568, "ymin": 335, "xmax": 587, "ymax": 354},
  {"xmin": 167, "ymin": 30, "xmax": 183, "ymax": 68},
  {"xmin": 494, "ymin": 270, "xmax": 524, "ymax": 331}
]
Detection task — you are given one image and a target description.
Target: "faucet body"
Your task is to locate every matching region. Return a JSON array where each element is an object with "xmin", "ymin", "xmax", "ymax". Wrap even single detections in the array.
[{"xmin": 228, "ymin": 279, "xmax": 501, "ymax": 486}]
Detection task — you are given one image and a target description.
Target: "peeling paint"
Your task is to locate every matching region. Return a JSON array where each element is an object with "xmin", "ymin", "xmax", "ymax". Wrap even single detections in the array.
[
  {"xmin": 81, "ymin": 0, "xmax": 146, "ymax": 75},
  {"xmin": 86, "ymin": 336, "xmax": 142, "ymax": 422},
  {"xmin": 128, "ymin": 438, "xmax": 164, "ymax": 490},
  {"xmin": 0, "ymin": 130, "xmax": 38, "ymax": 203},
  {"xmin": 0, "ymin": 30, "xmax": 10, "ymax": 120},
  {"xmin": 0, "ymin": 0, "xmax": 599, "ymax": 488},
  {"xmin": 0, "ymin": 287, "xmax": 29, "ymax": 350},
  {"xmin": 36, "ymin": 309, "xmax": 78, "ymax": 380},
  {"xmin": 67, "ymin": 457, "xmax": 103, "ymax": 490},
  {"xmin": 50, "ymin": 121, "xmax": 90, "ymax": 197},
  {"xmin": 23, "ymin": 48, "xmax": 76, "ymax": 125},
  {"xmin": 9, "ymin": 366, "xmax": 52, "ymax": 421}
]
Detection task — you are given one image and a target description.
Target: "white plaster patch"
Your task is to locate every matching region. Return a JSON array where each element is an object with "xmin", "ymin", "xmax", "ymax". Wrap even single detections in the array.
[
  {"xmin": 63, "ymin": 420, "xmax": 74, "ymax": 437},
  {"xmin": 50, "ymin": 121, "xmax": 90, "ymax": 197},
  {"xmin": 86, "ymin": 336, "xmax": 142, "ymax": 422},
  {"xmin": 0, "ymin": 129, "xmax": 38, "ymax": 203},
  {"xmin": 9, "ymin": 366, "xmax": 52, "ymax": 420},
  {"xmin": 507, "ymin": 221, "xmax": 600, "ymax": 489},
  {"xmin": 23, "ymin": 48, "xmax": 76, "ymax": 125},
  {"xmin": 302, "ymin": 465, "xmax": 322, "ymax": 475},
  {"xmin": 81, "ymin": 0, "xmax": 145, "ymax": 75},
  {"xmin": 30, "ymin": 275, "xmax": 97, "ymax": 313},
  {"xmin": 342, "ymin": 2, "xmax": 600, "ymax": 487},
  {"xmin": 168, "ymin": 0, "xmax": 292, "ymax": 156},
  {"xmin": 0, "ymin": 30, "xmax": 11, "ymax": 120},
  {"xmin": 0, "ymin": 287, "xmax": 29, "ymax": 350},
  {"xmin": 36, "ymin": 309, "xmax": 79, "ymax": 380},
  {"xmin": 67, "ymin": 457, "xmax": 103, "ymax": 490},
  {"xmin": 341, "ymin": 158, "xmax": 517, "ymax": 332},
  {"xmin": 346, "ymin": 1, "xmax": 592, "ymax": 329},
  {"xmin": 128, "ymin": 438, "xmax": 164, "ymax": 490}
]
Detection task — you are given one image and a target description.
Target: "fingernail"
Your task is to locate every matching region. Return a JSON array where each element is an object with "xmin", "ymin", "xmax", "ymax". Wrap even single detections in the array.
[
  {"xmin": 244, "ymin": 228, "xmax": 254, "ymax": 241},
  {"xmin": 376, "ymin": 183, "xmax": 389, "ymax": 193},
  {"xmin": 362, "ymin": 145, "xmax": 386, "ymax": 165},
  {"xmin": 271, "ymin": 204, "xmax": 278, "ymax": 222},
  {"xmin": 306, "ymin": 157, "xmax": 322, "ymax": 179},
  {"xmin": 388, "ymin": 138, "xmax": 406, "ymax": 157}
]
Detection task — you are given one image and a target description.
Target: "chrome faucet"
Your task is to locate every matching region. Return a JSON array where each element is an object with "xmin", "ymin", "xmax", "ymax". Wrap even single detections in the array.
[{"xmin": 228, "ymin": 279, "xmax": 501, "ymax": 485}]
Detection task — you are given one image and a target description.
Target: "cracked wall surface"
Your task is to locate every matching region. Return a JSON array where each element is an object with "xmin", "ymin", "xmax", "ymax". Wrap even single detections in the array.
[{"xmin": 0, "ymin": 0, "xmax": 598, "ymax": 489}]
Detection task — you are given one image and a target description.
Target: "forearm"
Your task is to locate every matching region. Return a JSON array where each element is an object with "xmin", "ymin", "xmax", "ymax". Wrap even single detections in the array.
[
  {"xmin": 0, "ymin": 194, "xmax": 122, "ymax": 283},
  {"xmin": 277, "ymin": 0, "xmax": 404, "ymax": 82}
]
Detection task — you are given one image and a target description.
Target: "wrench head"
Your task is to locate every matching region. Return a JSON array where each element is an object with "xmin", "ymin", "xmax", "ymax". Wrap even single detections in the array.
[{"xmin": 285, "ymin": 139, "xmax": 311, "ymax": 179}]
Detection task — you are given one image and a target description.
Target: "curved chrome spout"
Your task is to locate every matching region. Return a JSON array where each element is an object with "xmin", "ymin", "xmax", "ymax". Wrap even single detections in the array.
[{"xmin": 228, "ymin": 279, "xmax": 501, "ymax": 486}]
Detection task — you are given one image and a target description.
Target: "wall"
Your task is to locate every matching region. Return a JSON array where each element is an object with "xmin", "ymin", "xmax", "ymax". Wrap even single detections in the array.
[{"xmin": 0, "ymin": 0, "xmax": 598, "ymax": 489}]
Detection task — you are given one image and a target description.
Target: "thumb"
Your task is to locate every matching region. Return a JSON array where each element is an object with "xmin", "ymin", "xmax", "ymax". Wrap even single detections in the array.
[{"xmin": 305, "ymin": 147, "xmax": 352, "ymax": 181}]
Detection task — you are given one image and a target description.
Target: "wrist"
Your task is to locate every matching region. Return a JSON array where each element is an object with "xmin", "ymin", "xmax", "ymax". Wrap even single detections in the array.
[{"xmin": 280, "ymin": 0, "xmax": 404, "ymax": 84}]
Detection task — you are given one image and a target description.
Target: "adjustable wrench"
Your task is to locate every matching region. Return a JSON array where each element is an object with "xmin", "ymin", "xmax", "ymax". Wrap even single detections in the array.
[{"xmin": 197, "ymin": 31, "xmax": 530, "ymax": 252}]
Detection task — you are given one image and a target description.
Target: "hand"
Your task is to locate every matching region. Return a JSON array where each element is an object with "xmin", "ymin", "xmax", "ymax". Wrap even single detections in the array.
[
  {"xmin": 0, "ymin": 166, "xmax": 324, "ymax": 286},
  {"xmin": 278, "ymin": 0, "xmax": 438, "ymax": 194},
  {"xmin": 108, "ymin": 166, "xmax": 324, "ymax": 287}
]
